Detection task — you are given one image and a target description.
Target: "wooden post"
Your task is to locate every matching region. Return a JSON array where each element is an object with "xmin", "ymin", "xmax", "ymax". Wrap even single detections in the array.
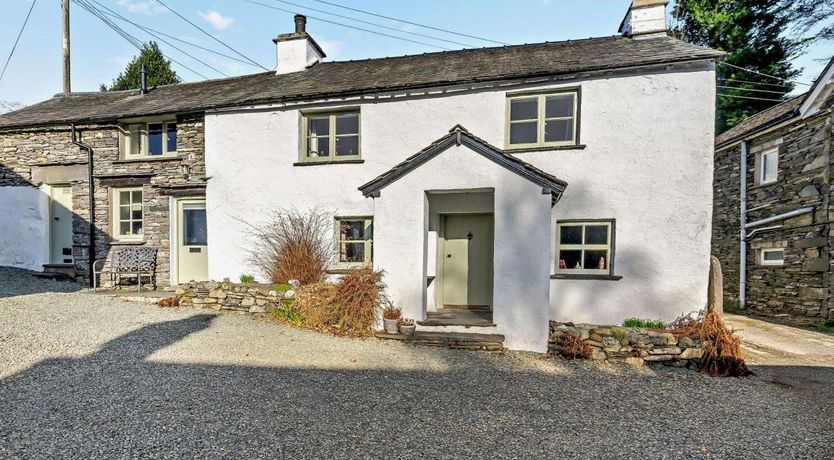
[
  {"xmin": 62, "ymin": 0, "xmax": 71, "ymax": 93},
  {"xmin": 708, "ymin": 255, "xmax": 724, "ymax": 315}
]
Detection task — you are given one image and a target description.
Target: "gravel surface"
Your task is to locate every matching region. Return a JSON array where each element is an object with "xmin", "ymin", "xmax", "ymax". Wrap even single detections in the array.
[{"xmin": 1, "ymin": 267, "xmax": 832, "ymax": 459}]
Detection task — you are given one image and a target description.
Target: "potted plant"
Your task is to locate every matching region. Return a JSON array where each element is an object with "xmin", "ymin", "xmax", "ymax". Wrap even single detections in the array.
[
  {"xmin": 382, "ymin": 304, "xmax": 402, "ymax": 333},
  {"xmin": 398, "ymin": 318, "xmax": 416, "ymax": 336}
]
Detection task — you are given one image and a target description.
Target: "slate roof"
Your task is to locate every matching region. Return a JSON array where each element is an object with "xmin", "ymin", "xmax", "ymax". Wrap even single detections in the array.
[
  {"xmin": 715, "ymin": 93, "xmax": 806, "ymax": 148},
  {"xmin": 358, "ymin": 125, "xmax": 568, "ymax": 204},
  {"xmin": 0, "ymin": 35, "xmax": 722, "ymax": 129}
]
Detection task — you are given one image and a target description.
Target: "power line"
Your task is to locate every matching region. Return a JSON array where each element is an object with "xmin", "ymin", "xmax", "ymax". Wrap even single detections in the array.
[
  {"xmin": 0, "ymin": 0, "xmax": 38, "ymax": 83},
  {"xmin": 717, "ymin": 85, "xmax": 790, "ymax": 95},
  {"xmin": 246, "ymin": 0, "xmax": 451, "ymax": 50},
  {"xmin": 307, "ymin": 0, "xmax": 509, "ymax": 45},
  {"xmin": 718, "ymin": 61, "xmax": 811, "ymax": 86},
  {"xmin": 719, "ymin": 77, "xmax": 795, "ymax": 88},
  {"xmin": 717, "ymin": 93, "xmax": 785, "ymax": 103},
  {"xmin": 154, "ymin": 0, "xmax": 269, "ymax": 71},
  {"xmin": 272, "ymin": 0, "xmax": 476, "ymax": 48}
]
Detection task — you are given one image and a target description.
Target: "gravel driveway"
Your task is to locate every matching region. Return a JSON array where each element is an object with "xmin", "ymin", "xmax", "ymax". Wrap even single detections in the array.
[{"xmin": 1, "ymin": 268, "xmax": 832, "ymax": 459}]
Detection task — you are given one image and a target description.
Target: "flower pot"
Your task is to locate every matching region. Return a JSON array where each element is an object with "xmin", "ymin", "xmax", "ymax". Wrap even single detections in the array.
[
  {"xmin": 399, "ymin": 324, "xmax": 416, "ymax": 336},
  {"xmin": 383, "ymin": 318, "xmax": 399, "ymax": 334}
]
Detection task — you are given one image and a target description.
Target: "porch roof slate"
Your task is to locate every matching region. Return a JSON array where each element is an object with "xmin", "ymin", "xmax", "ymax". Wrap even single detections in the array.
[
  {"xmin": 358, "ymin": 125, "xmax": 568, "ymax": 203},
  {"xmin": 0, "ymin": 36, "xmax": 722, "ymax": 129}
]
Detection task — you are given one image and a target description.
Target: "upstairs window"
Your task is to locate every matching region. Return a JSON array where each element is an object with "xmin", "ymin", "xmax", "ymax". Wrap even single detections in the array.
[
  {"xmin": 556, "ymin": 220, "xmax": 614, "ymax": 275},
  {"xmin": 121, "ymin": 121, "xmax": 178, "ymax": 159},
  {"xmin": 506, "ymin": 90, "xmax": 579, "ymax": 149},
  {"xmin": 336, "ymin": 217, "xmax": 372, "ymax": 268},
  {"xmin": 756, "ymin": 147, "xmax": 779, "ymax": 185},
  {"xmin": 302, "ymin": 111, "xmax": 360, "ymax": 162}
]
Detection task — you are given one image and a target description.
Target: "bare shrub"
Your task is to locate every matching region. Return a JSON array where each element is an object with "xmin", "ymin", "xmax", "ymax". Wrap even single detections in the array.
[
  {"xmin": 557, "ymin": 333, "xmax": 592, "ymax": 359},
  {"xmin": 244, "ymin": 208, "xmax": 332, "ymax": 285},
  {"xmin": 670, "ymin": 310, "xmax": 751, "ymax": 377},
  {"xmin": 156, "ymin": 296, "xmax": 181, "ymax": 308},
  {"xmin": 294, "ymin": 268, "xmax": 385, "ymax": 337}
]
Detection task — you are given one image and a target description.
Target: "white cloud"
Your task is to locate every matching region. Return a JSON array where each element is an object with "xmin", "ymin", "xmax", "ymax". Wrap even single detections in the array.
[
  {"xmin": 198, "ymin": 10, "xmax": 235, "ymax": 31},
  {"xmin": 117, "ymin": 0, "xmax": 166, "ymax": 15},
  {"xmin": 317, "ymin": 39, "xmax": 345, "ymax": 58}
]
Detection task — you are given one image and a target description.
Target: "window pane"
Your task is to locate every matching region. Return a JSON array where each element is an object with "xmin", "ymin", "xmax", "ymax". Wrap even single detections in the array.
[
  {"xmin": 763, "ymin": 250, "xmax": 783, "ymax": 261},
  {"xmin": 335, "ymin": 114, "xmax": 359, "ymax": 135},
  {"xmin": 559, "ymin": 250, "xmax": 582, "ymax": 269},
  {"xmin": 119, "ymin": 206, "xmax": 130, "ymax": 220},
  {"xmin": 131, "ymin": 190, "xmax": 142, "ymax": 204},
  {"xmin": 545, "ymin": 94, "xmax": 574, "ymax": 118},
  {"xmin": 340, "ymin": 242, "xmax": 365, "ymax": 262},
  {"xmin": 763, "ymin": 151, "xmax": 778, "ymax": 181},
  {"xmin": 510, "ymin": 98, "xmax": 538, "ymax": 121},
  {"xmin": 308, "ymin": 117, "xmax": 329, "ymax": 136},
  {"xmin": 166, "ymin": 123, "xmax": 177, "ymax": 152},
  {"xmin": 335, "ymin": 135, "xmax": 360, "ymax": 156},
  {"xmin": 131, "ymin": 209, "xmax": 142, "ymax": 220},
  {"xmin": 559, "ymin": 225, "xmax": 582, "ymax": 245},
  {"xmin": 545, "ymin": 119, "xmax": 573, "ymax": 142},
  {"xmin": 184, "ymin": 209, "xmax": 208, "ymax": 245},
  {"xmin": 120, "ymin": 191, "xmax": 130, "ymax": 204},
  {"xmin": 584, "ymin": 250, "xmax": 608, "ymax": 270},
  {"xmin": 308, "ymin": 137, "xmax": 330, "ymax": 157},
  {"xmin": 509, "ymin": 121, "xmax": 537, "ymax": 144},
  {"xmin": 119, "ymin": 221, "xmax": 131, "ymax": 236},
  {"xmin": 133, "ymin": 221, "xmax": 143, "ymax": 236},
  {"xmin": 340, "ymin": 220, "xmax": 366, "ymax": 240},
  {"xmin": 584, "ymin": 225, "xmax": 608, "ymax": 245},
  {"xmin": 147, "ymin": 123, "xmax": 163, "ymax": 155}
]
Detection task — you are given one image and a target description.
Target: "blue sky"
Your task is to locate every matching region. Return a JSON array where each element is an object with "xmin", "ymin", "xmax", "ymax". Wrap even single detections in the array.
[{"xmin": 0, "ymin": 0, "xmax": 829, "ymax": 106}]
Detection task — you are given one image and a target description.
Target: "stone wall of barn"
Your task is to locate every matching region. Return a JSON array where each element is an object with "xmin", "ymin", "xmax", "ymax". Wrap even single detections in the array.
[{"xmin": 712, "ymin": 109, "xmax": 834, "ymax": 326}]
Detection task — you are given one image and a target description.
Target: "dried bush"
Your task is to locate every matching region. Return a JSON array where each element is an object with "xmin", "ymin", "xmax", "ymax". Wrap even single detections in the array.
[
  {"xmin": 293, "ymin": 268, "xmax": 385, "ymax": 337},
  {"xmin": 670, "ymin": 310, "xmax": 751, "ymax": 377},
  {"xmin": 157, "ymin": 296, "xmax": 181, "ymax": 308},
  {"xmin": 557, "ymin": 333, "xmax": 592, "ymax": 360},
  {"xmin": 244, "ymin": 208, "xmax": 332, "ymax": 285}
]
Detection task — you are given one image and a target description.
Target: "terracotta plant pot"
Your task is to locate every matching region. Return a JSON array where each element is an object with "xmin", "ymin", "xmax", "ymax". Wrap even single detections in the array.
[
  {"xmin": 399, "ymin": 324, "xmax": 416, "ymax": 336},
  {"xmin": 383, "ymin": 318, "xmax": 399, "ymax": 334}
]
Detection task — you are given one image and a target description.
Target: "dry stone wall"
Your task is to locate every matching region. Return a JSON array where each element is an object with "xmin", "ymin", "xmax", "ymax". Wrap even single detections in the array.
[{"xmin": 176, "ymin": 280, "xmax": 292, "ymax": 314}]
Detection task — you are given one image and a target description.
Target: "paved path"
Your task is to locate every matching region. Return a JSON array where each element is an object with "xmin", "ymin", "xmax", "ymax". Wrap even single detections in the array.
[{"xmin": 724, "ymin": 314, "xmax": 834, "ymax": 366}]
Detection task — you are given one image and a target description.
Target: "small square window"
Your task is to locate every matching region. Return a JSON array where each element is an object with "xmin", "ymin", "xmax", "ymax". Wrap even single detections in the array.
[
  {"xmin": 556, "ymin": 220, "xmax": 614, "ymax": 274},
  {"xmin": 759, "ymin": 248, "xmax": 784, "ymax": 266},
  {"xmin": 507, "ymin": 90, "xmax": 579, "ymax": 149},
  {"xmin": 757, "ymin": 147, "xmax": 779, "ymax": 185},
  {"xmin": 113, "ymin": 187, "xmax": 143, "ymax": 240},
  {"xmin": 303, "ymin": 112, "xmax": 360, "ymax": 162},
  {"xmin": 336, "ymin": 217, "xmax": 372, "ymax": 267}
]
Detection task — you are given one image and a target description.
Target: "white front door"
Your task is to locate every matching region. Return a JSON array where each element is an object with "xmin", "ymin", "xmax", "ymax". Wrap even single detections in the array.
[
  {"xmin": 176, "ymin": 199, "xmax": 208, "ymax": 283},
  {"xmin": 49, "ymin": 185, "xmax": 74, "ymax": 265}
]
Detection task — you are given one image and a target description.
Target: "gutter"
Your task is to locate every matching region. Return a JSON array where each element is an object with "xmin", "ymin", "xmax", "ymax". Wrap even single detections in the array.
[{"xmin": 69, "ymin": 124, "xmax": 95, "ymax": 287}]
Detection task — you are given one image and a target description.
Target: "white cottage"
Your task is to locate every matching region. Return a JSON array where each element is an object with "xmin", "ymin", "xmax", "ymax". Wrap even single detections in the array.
[{"xmin": 204, "ymin": 1, "xmax": 722, "ymax": 351}]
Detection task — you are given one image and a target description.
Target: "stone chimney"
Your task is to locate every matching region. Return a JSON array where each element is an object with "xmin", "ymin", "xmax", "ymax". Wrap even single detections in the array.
[
  {"xmin": 273, "ymin": 15, "xmax": 326, "ymax": 74},
  {"xmin": 618, "ymin": 0, "xmax": 668, "ymax": 39}
]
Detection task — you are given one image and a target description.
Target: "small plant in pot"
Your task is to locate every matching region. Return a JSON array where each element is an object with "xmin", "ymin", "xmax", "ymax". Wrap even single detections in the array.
[
  {"xmin": 398, "ymin": 318, "xmax": 416, "ymax": 336},
  {"xmin": 382, "ymin": 304, "xmax": 402, "ymax": 334}
]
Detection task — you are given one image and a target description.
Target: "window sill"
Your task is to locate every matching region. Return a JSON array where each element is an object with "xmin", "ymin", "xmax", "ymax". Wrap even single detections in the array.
[
  {"xmin": 110, "ymin": 240, "xmax": 146, "ymax": 246},
  {"xmin": 294, "ymin": 159, "xmax": 365, "ymax": 167},
  {"xmin": 326, "ymin": 267, "xmax": 370, "ymax": 274},
  {"xmin": 505, "ymin": 144, "xmax": 586, "ymax": 153},
  {"xmin": 551, "ymin": 273, "xmax": 622, "ymax": 281},
  {"xmin": 113, "ymin": 155, "xmax": 183, "ymax": 164},
  {"xmin": 750, "ymin": 181, "xmax": 778, "ymax": 189}
]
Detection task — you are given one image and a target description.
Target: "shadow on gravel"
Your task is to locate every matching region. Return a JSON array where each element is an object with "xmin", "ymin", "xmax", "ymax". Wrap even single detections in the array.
[
  {"xmin": 0, "ymin": 267, "xmax": 84, "ymax": 298},
  {"xmin": 1, "ymin": 314, "xmax": 833, "ymax": 459}
]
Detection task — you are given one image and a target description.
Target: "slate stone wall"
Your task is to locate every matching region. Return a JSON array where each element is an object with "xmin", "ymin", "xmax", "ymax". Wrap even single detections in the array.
[{"xmin": 712, "ymin": 109, "xmax": 833, "ymax": 326}]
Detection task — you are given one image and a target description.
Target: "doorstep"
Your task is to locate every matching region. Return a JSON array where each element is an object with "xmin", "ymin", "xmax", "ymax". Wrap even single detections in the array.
[{"xmin": 375, "ymin": 331, "xmax": 504, "ymax": 351}]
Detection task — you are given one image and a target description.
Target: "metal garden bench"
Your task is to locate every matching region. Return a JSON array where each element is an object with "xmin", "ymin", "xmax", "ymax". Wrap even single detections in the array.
[{"xmin": 93, "ymin": 246, "xmax": 158, "ymax": 292}]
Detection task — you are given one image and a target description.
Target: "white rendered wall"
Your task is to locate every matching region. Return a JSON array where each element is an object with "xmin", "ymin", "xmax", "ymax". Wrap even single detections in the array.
[
  {"xmin": 205, "ymin": 65, "xmax": 716, "ymax": 340},
  {"xmin": 275, "ymin": 38, "xmax": 322, "ymax": 74},
  {"xmin": 0, "ymin": 186, "xmax": 48, "ymax": 270}
]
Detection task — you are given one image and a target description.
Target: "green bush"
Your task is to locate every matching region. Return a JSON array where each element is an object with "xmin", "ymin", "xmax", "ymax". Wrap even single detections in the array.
[
  {"xmin": 622, "ymin": 318, "xmax": 665, "ymax": 329},
  {"xmin": 239, "ymin": 274, "xmax": 256, "ymax": 283},
  {"xmin": 611, "ymin": 327, "xmax": 628, "ymax": 342},
  {"xmin": 272, "ymin": 283, "xmax": 293, "ymax": 292},
  {"xmin": 272, "ymin": 298, "xmax": 303, "ymax": 326}
]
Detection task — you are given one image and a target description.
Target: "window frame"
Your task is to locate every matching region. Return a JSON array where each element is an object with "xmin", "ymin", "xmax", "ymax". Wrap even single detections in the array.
[
  {"xmin": 505, "ymin": 88, "xmax": 580, "ymax": 150},
  {"xmin": 300, "ymin": 110, "xmax": 361, "ymax": 163},
  {"xmin": 555, "ymin": 219, "xmax": 615, "ymax": 275},
  {"xmin": 111, "ymin": 187, "xmax": 145, "ymax": 241},
  {"xmin": 759, "ymin": 248, "xmax": 785, "ymax": 266},
  {"xmin": 334, "ymin": 216, "xmax": 373, "ymax": 269},
  {"xmin": 120, "ymin": 119, "xmax": 178, "ymax": 160},
  {"xmin": 757, "ymin": 147, "xmax": 779, "ymax": 185}
]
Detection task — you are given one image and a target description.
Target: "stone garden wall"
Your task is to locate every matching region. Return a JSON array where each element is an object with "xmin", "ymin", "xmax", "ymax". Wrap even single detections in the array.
[
  {"xmin": 176, "ymin": 280, "xmax": 291, "ymax": 314},
  {"xmin": 549, "ymin": 322, "xmax": 703, "ymax": 367}
]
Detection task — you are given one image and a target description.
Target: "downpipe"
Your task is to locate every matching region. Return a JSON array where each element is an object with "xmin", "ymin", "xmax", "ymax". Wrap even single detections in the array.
[
  {"xmin": 70, "ymin": 124, "xmax": 95, "ymax": 287},
  {"xmin": 739, "ymin": 141, "xmax": 747, "ymax": 309}
]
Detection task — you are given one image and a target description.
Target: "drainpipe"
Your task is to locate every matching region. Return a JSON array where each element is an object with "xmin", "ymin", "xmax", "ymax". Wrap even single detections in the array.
[
  {"xmin": 70, "ymin": 124, "xmax": 95, "ymax": 287},
  {"xmin": 739, "ymin": 141, "xmax": 748, "ymax": 309}
]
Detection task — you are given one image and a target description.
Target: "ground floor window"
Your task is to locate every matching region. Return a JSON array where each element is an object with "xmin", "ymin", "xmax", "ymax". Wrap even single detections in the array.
[
  {"xmin": 336, "ymin": 217, "xmax": 372, "ymax": 268},
  {"xmin": 556, "ymin": 220, "xmax": 614, "ymax": 274},
  {"xmin": 112, "ymin": 187, "xmax": 144, "ymax": 240},
  {"xmin": 759, "ymin": 248, "xmax": 784, "ymax": 266}
]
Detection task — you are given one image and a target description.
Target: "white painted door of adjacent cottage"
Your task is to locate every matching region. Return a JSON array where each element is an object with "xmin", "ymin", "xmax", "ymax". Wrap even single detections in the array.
[
  {"xmin": 176, "ymin": 199, "xmax": 208, "ymax": 283},
  {"xmin": 48, "ymin": 185, "xmax": 74, "ymax": 265}
]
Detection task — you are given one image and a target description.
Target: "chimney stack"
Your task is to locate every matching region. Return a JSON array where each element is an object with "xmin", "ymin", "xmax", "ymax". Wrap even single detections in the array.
[
  {"xmin": 273, "ymin": 14, "xmax": 326, "ymax": 75},
  {"xmin": 619, "ymin": 0, "xmax": 668, "ymax": 39}
]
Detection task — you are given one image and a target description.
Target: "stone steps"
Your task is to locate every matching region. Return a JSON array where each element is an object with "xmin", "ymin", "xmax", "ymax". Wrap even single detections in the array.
[{"xmin": 375, "ymin": 331, "xmax": 504, "ymax": 351}]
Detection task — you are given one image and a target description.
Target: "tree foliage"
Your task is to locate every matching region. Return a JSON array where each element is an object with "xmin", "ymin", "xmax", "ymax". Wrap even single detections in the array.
[
  {"xmin": 100, "ymin": 42, "xmax": 180, "ymax": 91},
  {"xmin": 788, "ymin": 0, "xmax": 834, "ymax": 44},
  {"xmin": 672, "ymin": 0, "xmax": 801, "ymax": 133}
]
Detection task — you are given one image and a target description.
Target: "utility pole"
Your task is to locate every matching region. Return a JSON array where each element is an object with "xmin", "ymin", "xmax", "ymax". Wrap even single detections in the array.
[{"xmin": 62, "ymin": 0, "xmax": 71, "ymax": 93}]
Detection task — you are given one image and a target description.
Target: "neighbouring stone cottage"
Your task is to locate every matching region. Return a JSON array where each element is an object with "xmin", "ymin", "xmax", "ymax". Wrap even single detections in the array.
[{"xmin": 712, "ymin": 56, "xmax": 834, "ymax": 327}]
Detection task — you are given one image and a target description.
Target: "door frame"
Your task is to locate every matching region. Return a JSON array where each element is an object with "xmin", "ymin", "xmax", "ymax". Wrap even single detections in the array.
[
  {"xmin": 46, "ymin": 183, "xmax": 74, "ymax": 266},
  {"xmin": 170, "ymin": 196, "xmax": 208, "ymax": 285},
  {"xmin": 438, "ymin": 212, "xmax": 494, "ymax": 310}
]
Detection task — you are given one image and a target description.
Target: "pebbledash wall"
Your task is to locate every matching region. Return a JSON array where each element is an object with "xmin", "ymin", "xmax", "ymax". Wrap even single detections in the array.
[
  {"xmin": 712, "ymin": 98, "xmax": 834, "ymax": 326},
  {"xmin": 0, "ymin": 113, "xmax": 206, "ymax": 286},
  {"xmin": 205, "ymin": 65, "xmax": 717, "ymax": 352}
]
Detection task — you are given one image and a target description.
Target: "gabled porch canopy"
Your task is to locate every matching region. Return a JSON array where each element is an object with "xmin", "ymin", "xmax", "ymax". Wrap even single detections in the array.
[{"xmin": 358, "ymin": 125, "xmax": 568, "ymax": 205}]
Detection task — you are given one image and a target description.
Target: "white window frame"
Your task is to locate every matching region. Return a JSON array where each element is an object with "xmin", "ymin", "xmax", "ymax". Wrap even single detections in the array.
[
  {"xmin": 121, "ymin": 119, "xmax": 178, "ymax": 159},
  {"xmin": 112, "ymin": 187, "xmax": 144, "ymax": 241},
  {"xmin": 759, "ymin": 248, "xmax": 785, "ymax": 266},
  {"xmin": 556, "ymin": 220, "xmax": 614, "ymax": 275},
  {"xmin": 301, "ymin": 110, "xmax": 361, "ymax": 163},
  {"xmin": 505, "ymin": 90, "xmax": 579, "ymax": 149},
  {"xmin": 335, "ymin": 217, "xmax": 372, "ymax": 269},
  {"xmin": 757, "ymin": 147, "xmax": 779, "ymax": 185}
]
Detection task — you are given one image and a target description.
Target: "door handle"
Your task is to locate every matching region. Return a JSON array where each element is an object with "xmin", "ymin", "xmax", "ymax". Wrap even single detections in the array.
[{"xmin": 446, "ymin": 254, "xmax": 452, "ymax": 258}]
